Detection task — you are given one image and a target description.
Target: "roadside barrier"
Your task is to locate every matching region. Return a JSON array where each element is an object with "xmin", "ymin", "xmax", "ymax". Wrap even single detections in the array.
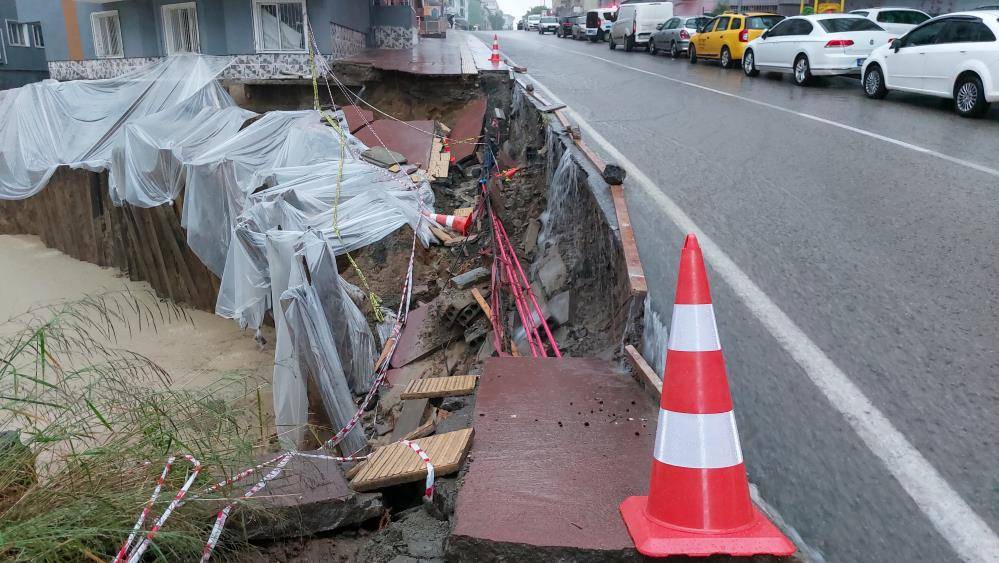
[{"xmin": 619, "ymin": 234, "xmax": 795, "ymax": 557}]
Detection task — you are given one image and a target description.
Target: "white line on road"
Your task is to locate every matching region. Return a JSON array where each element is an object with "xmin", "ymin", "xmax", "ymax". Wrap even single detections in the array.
[
  {"xmin": 541, "ymin": 42, "xmax": 999, "ymax": 180},
  {"xmin": 525, "ymin": 70, "xmax": 999, "ymax": 563}
]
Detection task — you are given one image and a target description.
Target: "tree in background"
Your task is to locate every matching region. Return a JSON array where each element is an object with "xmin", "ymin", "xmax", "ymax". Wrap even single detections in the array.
[
  {"xmin": 523, "ymin": 5, "xmax": 549, "ymax": 18},
  {"xmin": 469, "ymin": 0, "xmax": 485, "ymax": 27},
  {"xmin": 488, "ymin": 11, "xmax": 506, "ymax": 30}
]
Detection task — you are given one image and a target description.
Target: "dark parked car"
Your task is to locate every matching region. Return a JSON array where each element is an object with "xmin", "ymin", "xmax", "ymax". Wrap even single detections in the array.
[
  {"xmin": 571, "ymin": 15, "xmax": 588, "ymax": 39},
  {"xmin": 557, "ymin": 16, "xmax": 575, "ymax": 37},
  {"xmin": 517, "ymin": 19, "xmax": 525, "ymax": 30}
]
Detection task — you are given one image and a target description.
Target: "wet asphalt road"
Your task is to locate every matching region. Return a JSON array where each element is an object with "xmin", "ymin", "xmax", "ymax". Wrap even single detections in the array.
[{"xmin": 474, "ymin": 30, "xmax": 999, "ymax": 562}]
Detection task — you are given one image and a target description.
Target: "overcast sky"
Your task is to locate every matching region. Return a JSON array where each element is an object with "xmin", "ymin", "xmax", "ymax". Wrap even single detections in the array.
[{"xmin": 497, "ymin": 0, "xmax": 552, "ymax": 18}]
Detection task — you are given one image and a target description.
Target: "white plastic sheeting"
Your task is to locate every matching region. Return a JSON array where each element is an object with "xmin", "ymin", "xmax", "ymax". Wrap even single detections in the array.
[
  {"xmin": 0, "ymin": 54, "xmax": 235, "ymax": 200},
  {"xmin": 0, "ymin": 54, "xmax": 440, "ymax": 451},
  {"xmin": 279, "ymin": 230, "xmax": 377, "ymax": 453}
]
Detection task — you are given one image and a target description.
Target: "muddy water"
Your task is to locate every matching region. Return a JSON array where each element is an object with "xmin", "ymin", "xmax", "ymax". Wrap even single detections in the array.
[{"xmin": 0, "ymin": 234, "xmax": 275, "ymax": 396}]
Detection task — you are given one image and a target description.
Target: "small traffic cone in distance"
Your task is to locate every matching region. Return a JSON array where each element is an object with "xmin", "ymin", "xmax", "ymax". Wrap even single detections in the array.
[
  {"xmin": 427, "ymin": 213, "xmax": 470, "ymax": 236},
  {"xmin": 619, "ymin": 234, "xmax": 795, "ymax": 558},
  {"xmin": 490, "ymin": 34, "xmax": 501, "ymax": 64}
]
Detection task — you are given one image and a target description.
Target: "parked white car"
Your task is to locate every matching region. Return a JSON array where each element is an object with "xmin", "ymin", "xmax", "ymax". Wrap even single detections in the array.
[
  {"xmin": 527, "ymin": 15, "xmax": 541, "ymax": 30},
  {"xmin": 743, "ymin": 15, "xmax": 894, "ymax": 85},
  {"xmin": 862, "ymin": 12, "xmax": 999, "ymax": 117},
  {"xmin": 610, "ymin": 2, "xmax": 674, "ymax": 51},
  {"xmin": 849, "ymin": 8, "xmax": 931, "ymax": 35}
]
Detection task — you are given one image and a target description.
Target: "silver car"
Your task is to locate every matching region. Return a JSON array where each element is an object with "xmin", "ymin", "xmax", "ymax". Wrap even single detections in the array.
[{"xmin": 649, "ymin": 16, "xmax": 711, "ymax": 57}]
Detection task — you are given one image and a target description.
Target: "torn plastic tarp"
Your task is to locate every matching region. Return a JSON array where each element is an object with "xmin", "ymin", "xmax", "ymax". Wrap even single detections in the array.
[
  {"xmin": 0, "ymin": 54, "xmax": 234, "ymax": 200},
  {"xmin": 181, "ymin": 110, "xmax": 372, "ymax": 275},
  {"xmin": 279, "ymin": 230, "xmax": 376, "ymax": 453},
  {"xmin": 109, "ymin": 104, "xmax": 257, "ymax": 207},
  {"xmin": 216, "ymin": 160, "xmax": 436, "ymax": 331}
]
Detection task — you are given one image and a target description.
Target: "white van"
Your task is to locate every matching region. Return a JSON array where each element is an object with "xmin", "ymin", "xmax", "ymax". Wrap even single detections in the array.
[{"xmin": 610, "ymin": 2, "xmax": 674, "ymax": 51}]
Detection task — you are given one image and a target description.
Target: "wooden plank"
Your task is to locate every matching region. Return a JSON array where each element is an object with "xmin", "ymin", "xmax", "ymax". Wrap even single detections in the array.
[
  {"xmin": 610, "ymin": 185, "xmax": 648, "ymax": 296},
  {"xmin": 624, "ymin": 344, "xmax": 661, "ymax": 398},
  {"xmin": 390, "ymin": 398, "xmax": 429, "ymax": 442},
  {"xmin": 401, "ymin": 375, "xmax": 477, "ymax": 400},
  {"xmin": 430, "ymin": 225, "xmax": 454, "ymax": 244},
  {"xmin": 470, "ymin": 288, "xmax": 492, "ymax": 319},
  {"xmin": 453, "ymin": 207, "xmax": 473, "ymax": 217},
  {"xmin": 351, "ymin": 428, "xmax": 474, "ymax": 492}
]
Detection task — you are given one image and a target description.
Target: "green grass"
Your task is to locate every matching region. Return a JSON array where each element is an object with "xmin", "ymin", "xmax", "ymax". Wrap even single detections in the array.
[{"xmin": 0, "ymin": 291, "xmax": 272, "ymax": 562}]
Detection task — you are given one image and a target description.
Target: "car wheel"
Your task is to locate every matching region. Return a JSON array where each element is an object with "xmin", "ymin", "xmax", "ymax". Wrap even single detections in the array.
[
  {"xmin": 743, "ymin": 49, "xmax": 759, "ymax": 77},
  {"xmin": 955, "ymin": 74, "xmax": 989, "ymax": 117},
  {"xmin": 649, "ymin": 39, "xmax": 658, "ymax": 55},
  {"xmin": 688, "ymin": 45, "xmax": 697, "ymax": 64},
  {"xmin": 793, "ymin": 55, "xmax": 812, "ymax": 86},
  {"xmin": 863, "ymin": 64, "xmax": 888, "ymax": 99},
  {"xmin": 670, "ymin": 41, "xmax": 679, "ymax": 59},
  {"xmin": 609, "ymin": 35, "xmax": 616, "ymax": 50},
  {"xmin": 720, "ymin": 46, "xmax": 733, "ymax": 69},
  {"xmin": 589, "ymin": 36, "xmax": 598, "ymax": 43},
  {"xmin": 625, "ymin": 35, "xmax": 634, "ymax": 51}
]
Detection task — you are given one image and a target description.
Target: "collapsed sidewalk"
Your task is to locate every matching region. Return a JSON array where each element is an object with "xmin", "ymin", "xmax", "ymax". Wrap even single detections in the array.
[{"xmin": 0, "ymin": 31, "xmax": 808, "ymax": 562}]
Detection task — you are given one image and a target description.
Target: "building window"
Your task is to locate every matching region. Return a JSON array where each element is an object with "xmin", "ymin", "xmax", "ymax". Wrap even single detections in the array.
[
  {"xmin": 6, "ymin": 21, "xmax": 29, "ymax": 47},
  {"xmin": 32, "ymin": 24, "xmax": 44, "ymax": 48},
  {"xmin": 162, "ymin": 3, "xmax": 200, "ymax": 54},
  {"xmin": 254, "ymin": 1, "xmax": 307, "ymax": 53},
  {"xmin": 91, "ymin": 10, "xmax": 123, "ymax": 58}
]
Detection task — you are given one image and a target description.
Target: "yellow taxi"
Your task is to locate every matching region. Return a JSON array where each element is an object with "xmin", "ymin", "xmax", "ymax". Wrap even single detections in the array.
[{"xmin": 689, "ymin": 12, "xmax": 784, "ymax": 68}]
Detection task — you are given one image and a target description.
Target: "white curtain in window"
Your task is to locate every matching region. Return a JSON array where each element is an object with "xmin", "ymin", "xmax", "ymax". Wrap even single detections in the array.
[{"xmin": 258, "ymin": 2, "xmax": 305, "ymax": 51}]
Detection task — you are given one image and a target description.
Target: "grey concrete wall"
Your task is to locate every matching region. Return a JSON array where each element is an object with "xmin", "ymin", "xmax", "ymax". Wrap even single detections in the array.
[{"xmin": 373, "ymin": 4, "xmax": 415, "ymax": 27}]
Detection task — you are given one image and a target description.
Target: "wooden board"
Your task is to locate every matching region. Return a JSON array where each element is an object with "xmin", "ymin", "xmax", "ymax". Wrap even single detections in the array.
[
  {"xmin": 390, "ymin": 398, "xmax": 429, "ymax": 442},
  {"xmin": 624, "ymin": 344, "xmax": 662, "ymax": 398},
  {"xmin": 351, "ymin": 428, "xmax": 475, "ymax": 492},
  {"xmin": 453, "ymin": 207, "xmax": 473, "ymax": 217},
  {"xmin": 401, "ymin": 375, "xmax": 478, "ymax": 400}
]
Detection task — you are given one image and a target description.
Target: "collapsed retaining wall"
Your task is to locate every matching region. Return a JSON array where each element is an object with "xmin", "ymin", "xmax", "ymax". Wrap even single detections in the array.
[
  {"xmin": 0, "ymin": 168, "xmax": 219, "ymax": 311},
  {"xmin": 505, "ymin": 81, "xmax": 646, "ymax": 357}
]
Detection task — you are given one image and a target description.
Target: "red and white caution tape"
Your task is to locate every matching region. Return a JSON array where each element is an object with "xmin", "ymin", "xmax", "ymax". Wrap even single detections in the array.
[
  {"xmin": 400, "ymin": 440, "xmax": 435, "ymax": 501},
  {"xmin": 115, "ymin": 454, "xmax": 202, "ymax": 563}
]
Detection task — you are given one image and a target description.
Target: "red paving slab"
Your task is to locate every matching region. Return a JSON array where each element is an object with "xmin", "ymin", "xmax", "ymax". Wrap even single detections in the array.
[
  {"xmin": 450, "ymin": 357, "xmax": 657, "ymax": 559},
  {"xmin": 340, "ymin": 104, "xmax": 375, "ymax": 133},
  {"xmin": 354, "ymin": 119, "xmax": 436, "ymax": 168},
  {"xmin": 339, "ymin": 32, "xmax": 507, "ymax": 76},
  {"xmin": 447, "ymin": 97, "xmax": 486, "ymax": 163}
]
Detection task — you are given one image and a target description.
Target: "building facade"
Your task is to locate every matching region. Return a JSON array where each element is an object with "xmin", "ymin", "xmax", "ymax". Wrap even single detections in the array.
[
  {"xmin": 0, "ymin": 0, "xmax": 58, "ymax": 89},
  {"xmin": 43, "ymin": 0, "xmax": 417, "ymax": 82}
]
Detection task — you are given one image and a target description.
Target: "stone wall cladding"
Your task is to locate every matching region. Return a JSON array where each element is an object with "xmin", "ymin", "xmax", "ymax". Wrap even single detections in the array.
[
  {"xmin": 48, "ymin": 57, "xmax": 160, "ymax": 81},
  {"xmin": 374, "ymin": 26, "xmax": 417, "ymax": 49},
  {"xmin": 332, "ymin": 23, "xmax": 366, "ymax": 60},
  {"xmin": 49, "ymin": 53, "xmax": 328, "ymax": 81}
]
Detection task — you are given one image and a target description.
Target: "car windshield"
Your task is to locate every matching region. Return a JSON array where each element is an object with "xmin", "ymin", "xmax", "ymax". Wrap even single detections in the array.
[
  {"xmin": 819, "ymin": 17, "xmax": 884, "ymax": 32},
  {"xmin": 542, "ymin": 17, "xmax": 557, "ymax": 23},
  {"xmin": 686, "ymin": 17, "xmax": 711, "ymax": 28},
  {"xmin": 746, "ymin": 15, "xmax": 784, "ymax": 29}
]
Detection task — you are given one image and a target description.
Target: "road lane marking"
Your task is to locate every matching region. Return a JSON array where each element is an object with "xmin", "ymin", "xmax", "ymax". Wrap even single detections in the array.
[
  {"xmin": 524, "ymin": 73, "xmax": 999, "ymax": 563},
  {"xmin": 538, "ymin": 42, "xmax": 999, "ymax": 181}
]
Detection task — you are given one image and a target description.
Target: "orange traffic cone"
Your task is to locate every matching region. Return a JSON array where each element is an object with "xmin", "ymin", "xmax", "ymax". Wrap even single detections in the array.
[
  {"xmin": 490, "ymin": 34, "xmax": 501, "ymax": 64},
  {"xmin": 443, "ymin": 137, "xmax": 456, "ymax": 164},
  {"xmin": 427, "ymin": 213, "xmax": 470, "ymax": 236},
  {"xmin": 619, "ymin": 234, "xmax": 795, "ymax": 557}
]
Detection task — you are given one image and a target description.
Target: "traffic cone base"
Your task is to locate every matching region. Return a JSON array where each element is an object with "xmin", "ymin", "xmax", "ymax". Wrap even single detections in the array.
[{"xmin": 620, "ymin": 495, "xmax": 796, "ymax": 557}]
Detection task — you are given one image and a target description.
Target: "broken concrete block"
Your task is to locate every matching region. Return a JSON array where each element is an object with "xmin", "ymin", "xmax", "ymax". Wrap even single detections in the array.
[
  {"xmin": 602, "ymin": 163, "xmax": 627, "ymax": 185},
  {"xmin": 463, "ymin": 164, "xmax": 483, "ymax": 179},
  {"xmin": 237, "ymin": 451, "xmax": 383, "ymax": 540},
  {"xmin": 535, "ymin": 251, "xmax": 568, "ymax": 296},
  {"xmin": 451, "ymin": 266, "xmax": 489, "ymax": 289},
  {"xmin": 361, "ymin": 146, "xmax": 408, "ymax": 168},
  {"xmin": 522, "ymin": 219, "xmax": 541, "ymax": 255},
  {"xmin": 547, "ymin": 290, "xmax": 571, "ymax": 325}
]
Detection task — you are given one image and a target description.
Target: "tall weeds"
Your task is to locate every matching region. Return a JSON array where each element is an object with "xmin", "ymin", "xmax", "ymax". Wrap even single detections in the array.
[{"xmin": 0, "ymin": 291, "xmax": 265, "ymax": 561}]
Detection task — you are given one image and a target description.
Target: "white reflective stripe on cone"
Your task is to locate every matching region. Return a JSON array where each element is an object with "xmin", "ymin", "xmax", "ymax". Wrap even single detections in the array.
[
  {"xmin": 445, "ymin": 216, "xmax": 455, "ymax": 228},
  {"xmin": 653, "ymin": 409, "xmax": 744, "ymax": 469},
  {"xmin": 667, "ymin": 304, "xmax": 721, "ymax": 352}
]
